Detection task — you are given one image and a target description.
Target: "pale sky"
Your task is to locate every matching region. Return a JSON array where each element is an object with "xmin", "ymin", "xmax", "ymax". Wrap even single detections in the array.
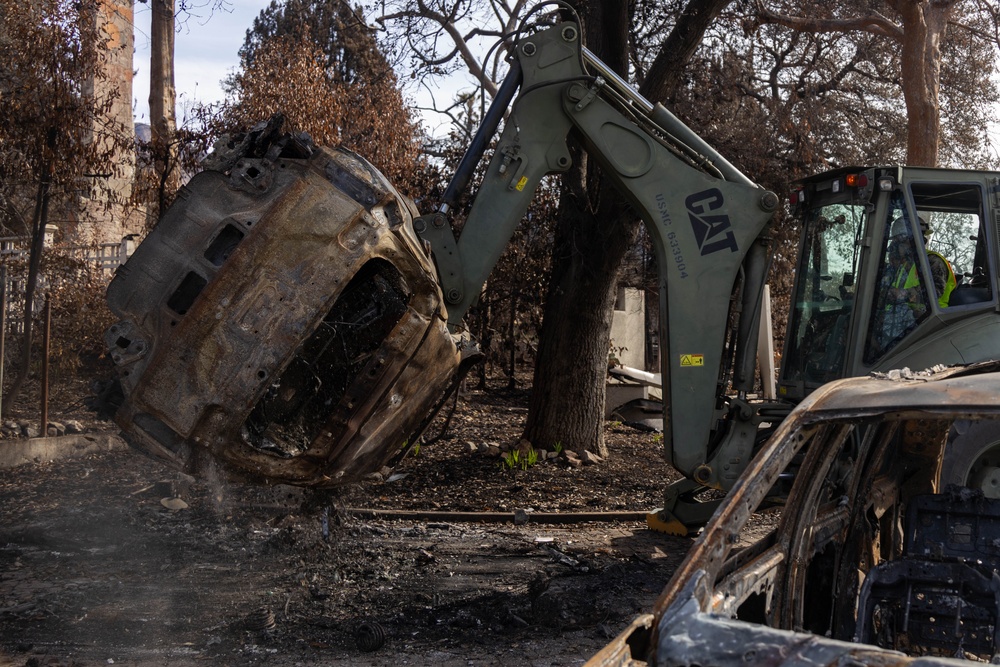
[
  {"xmin": 131, "ymin": 3, "xmax": 999, "ymax": 165},
  {"xmin": 132, "ymin": 1, "xmax": 273, "ymax": 125},
  {"xmin": 130, "ymin": 1, "xmax": 466, "ymax": 137}
]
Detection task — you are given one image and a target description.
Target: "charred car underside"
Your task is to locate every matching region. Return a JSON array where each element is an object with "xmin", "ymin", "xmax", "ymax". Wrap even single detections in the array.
[
  {"xmin": 590, "ymin": 361, "xmax": 1000, "ymax": 666},
  {"xmin": 105, "ymin": 123, "xmax": 461, "ymax": 487}
]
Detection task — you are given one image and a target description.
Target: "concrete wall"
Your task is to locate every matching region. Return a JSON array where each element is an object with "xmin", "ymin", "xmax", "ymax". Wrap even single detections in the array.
[{"xmin": 610, "ymin": 286, "xmax": 645, "ymax": 370}]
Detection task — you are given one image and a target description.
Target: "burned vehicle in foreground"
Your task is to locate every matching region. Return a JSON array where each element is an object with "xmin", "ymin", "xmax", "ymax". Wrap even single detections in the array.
[{"xmin": 590, "ymin": 361, "xmax": 1000, "ymax": 666}]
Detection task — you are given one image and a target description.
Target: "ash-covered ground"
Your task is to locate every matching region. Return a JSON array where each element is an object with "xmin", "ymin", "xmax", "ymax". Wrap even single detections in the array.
[{"xmin": 0, "ymin": 378, "xmax": 695, "ymax": 666}]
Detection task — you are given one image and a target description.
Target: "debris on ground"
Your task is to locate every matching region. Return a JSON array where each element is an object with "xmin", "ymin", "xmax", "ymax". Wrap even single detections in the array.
[{"xmin": 0, "ymin": 376, "xmax": 692, "ymax": 665}]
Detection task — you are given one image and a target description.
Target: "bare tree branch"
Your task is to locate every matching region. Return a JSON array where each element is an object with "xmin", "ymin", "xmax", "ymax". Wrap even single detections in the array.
[
  {"xmin": 949, "ymin": 17, "xmax": 1000, "ymax": 47},
  {"xmin": 377, "ymin": 1, "xmax": 506, "ymax": 98},
  {"xmin": 753, "ymin": 0, "xmax": 904, "ymax": 40}
]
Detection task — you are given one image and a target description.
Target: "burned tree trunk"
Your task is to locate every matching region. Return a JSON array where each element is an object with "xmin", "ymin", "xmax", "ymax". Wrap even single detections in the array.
[
  {"xmin": 525, "ymin": 164, "xmax": 637, "ymax": 457},
  {"xmin": 524, "ymin": 0, "xmax": 733, "ymax": 456},
  {"xmin": 896, "ymin": 0, "xmax": 951, "ymax": 167},
  {"xmin": 149, "ymin": 0, "xmax": 178, "ymax": 212},
  {"xmin": 3, "ymin": 158, "xmax": 52, "ymax": 414}
]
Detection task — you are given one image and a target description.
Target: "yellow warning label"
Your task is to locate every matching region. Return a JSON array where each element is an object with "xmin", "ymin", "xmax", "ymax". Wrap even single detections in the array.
[
  {"xmin": 515, "ymin": 176, "xmax": 529, "ymax": 191},
  {"xmin": 679, "ymin": 354, "xmax": 704, "ymax": 367}
]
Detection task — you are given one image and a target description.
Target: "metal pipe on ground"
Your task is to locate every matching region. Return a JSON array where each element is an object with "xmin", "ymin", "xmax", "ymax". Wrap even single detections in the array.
[{"xmin": 341, "ymin": 508, "xmax": 649, "ymax": 524}]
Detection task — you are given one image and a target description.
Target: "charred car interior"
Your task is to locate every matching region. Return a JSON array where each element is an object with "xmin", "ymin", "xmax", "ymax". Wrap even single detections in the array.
[{"xmin": 590, "ymin": 362, "xmax": 1000, "ymax": 666}]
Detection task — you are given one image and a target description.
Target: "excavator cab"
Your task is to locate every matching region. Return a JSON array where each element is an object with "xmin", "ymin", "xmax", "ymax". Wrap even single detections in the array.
[
  {"xmin": 780, "ymin": 176, "xmax": 867, "ymax": 389},
  {"xmin": 656, "ymin": 167, "xmax": 1000, "ymax": 531},
  {"xmin": 778, "ymin": 167, "xmax": 999, "ymax": 404}
]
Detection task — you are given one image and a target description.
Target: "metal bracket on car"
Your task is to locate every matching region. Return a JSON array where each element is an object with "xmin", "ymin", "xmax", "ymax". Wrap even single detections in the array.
[{"xmin": 414, "ymin": 213, "xmax": 465, "ymax": 308}]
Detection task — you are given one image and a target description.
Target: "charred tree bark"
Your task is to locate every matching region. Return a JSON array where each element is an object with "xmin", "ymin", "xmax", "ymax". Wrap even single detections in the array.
[
  {"xmin": 2, "ymin": 158, "xmax": 52, "ymax": 414},
  {"xmin": 149, "ymin": 0, "xmax": 178, "ymax": 212},
  {"xmin": 894, "ymin": 0, "xmax": 951, "ymax": 166},
  {"xmin": 525, "ymin": 159, "xmax": 637, "ymax": 456}
]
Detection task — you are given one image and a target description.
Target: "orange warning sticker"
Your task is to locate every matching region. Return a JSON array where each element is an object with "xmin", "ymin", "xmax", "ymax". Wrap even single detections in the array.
[{"xmin": 679, "ymin": 354, "xmax": 704, "ymax": 367}]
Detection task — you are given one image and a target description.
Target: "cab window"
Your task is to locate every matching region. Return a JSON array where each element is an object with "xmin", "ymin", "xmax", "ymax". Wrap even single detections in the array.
[
  {"xmin": 783, "ymin": 204, "xmax": 864, "ymax": 384},
  {"xmin": 865, "ymin": 194, "xmax": 929, "ymax": 363},
  {"xmin": 910, "ymin": 182, "xmax": 992, "ymax": 309}
]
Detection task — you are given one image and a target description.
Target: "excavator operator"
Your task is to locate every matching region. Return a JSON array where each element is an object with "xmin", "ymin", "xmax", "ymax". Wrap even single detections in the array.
[
  {"xmin": 919, "ymin": 217, "xmax": 957, "ymax": 307},
  {"xmin": 881, "ymin": 218, "xmax": 927, "ymax": 346},
  {"xmin": 884, "ymin": 215, "xmax": 956, "ymax": 310},
  {"xmin": 882, "ymin": 222, "xmax": 927, "ymax": 316},
  {"xmin": 876, "ymin": 214, "xmax": 957, "ymax": 353}
]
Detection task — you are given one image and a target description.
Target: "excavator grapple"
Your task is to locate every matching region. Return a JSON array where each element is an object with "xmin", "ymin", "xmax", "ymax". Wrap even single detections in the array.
[{"xmin": 105, "ymin": 125, "xmax": 460, "ymax": 487}]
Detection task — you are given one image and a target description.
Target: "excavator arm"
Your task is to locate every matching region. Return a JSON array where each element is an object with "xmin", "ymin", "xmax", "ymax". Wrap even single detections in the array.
[{"xmin": 417, "ymin": 22, "xmax": 778, "ymax": 487}]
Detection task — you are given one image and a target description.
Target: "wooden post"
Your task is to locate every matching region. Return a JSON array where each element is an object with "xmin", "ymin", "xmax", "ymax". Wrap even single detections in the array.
[
  {"xmin": 41, "ymin": 295, "xmax": 50, "ymax": 437},
  {"xmin": 0, "ymin": 265, "xmax": 6, "ymax": 421}
]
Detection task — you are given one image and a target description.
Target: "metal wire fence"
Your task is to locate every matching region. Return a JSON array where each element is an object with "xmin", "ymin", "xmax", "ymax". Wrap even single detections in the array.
[{"xmin": 0, "ymin": 237, "xmax": 131, "ymax": 336}]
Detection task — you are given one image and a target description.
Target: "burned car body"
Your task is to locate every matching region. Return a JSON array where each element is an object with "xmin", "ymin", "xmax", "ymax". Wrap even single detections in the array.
[
  {"xmin": 590, "ymin": 361, "xmax": 1000, "ymax": 666},
  {"xmin": 105, "ymin": 126, "xmax": 460, "ymax": 486}
]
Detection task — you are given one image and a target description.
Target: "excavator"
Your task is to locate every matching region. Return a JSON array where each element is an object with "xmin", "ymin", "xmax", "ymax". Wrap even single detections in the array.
[{"xmin": 103, "ymin": 8, "xmax": 1000, "ymax": 535}]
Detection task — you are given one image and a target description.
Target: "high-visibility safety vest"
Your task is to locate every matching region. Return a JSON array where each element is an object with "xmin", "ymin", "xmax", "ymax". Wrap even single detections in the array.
[
  {"xmin": 892, "ymin": 251, "xmax": 957, "ymax": 308},
  {"xmin": 928, "ymin": 250, "xmax": 957, "ymax": 307}
]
